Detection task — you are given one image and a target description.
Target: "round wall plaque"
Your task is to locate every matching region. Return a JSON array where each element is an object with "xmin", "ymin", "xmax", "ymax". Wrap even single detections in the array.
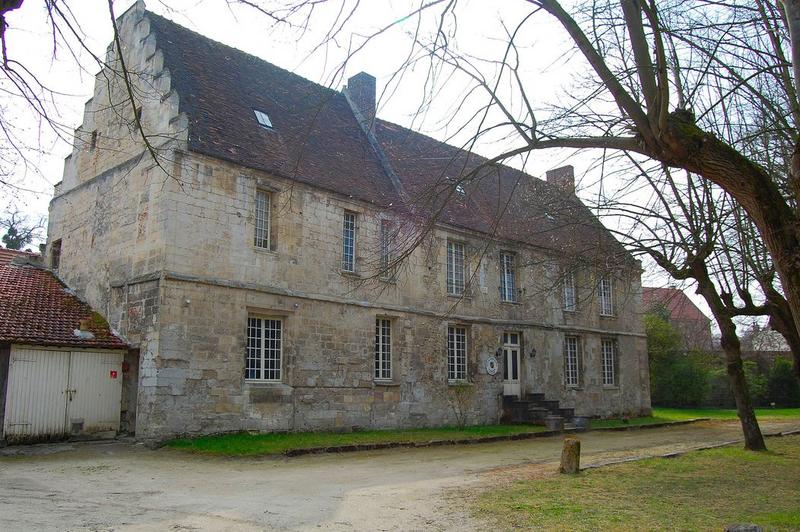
[{"xmin": 485, "ymin": 356, "xmax": 498, "ymax": 375}]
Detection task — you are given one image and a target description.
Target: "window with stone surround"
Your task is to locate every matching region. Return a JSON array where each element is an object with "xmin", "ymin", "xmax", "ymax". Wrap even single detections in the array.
[
  {"xmin": 254, "ymin": 189, "xmax": 271, "ymax": 249},
  {"xmin": 379, "ymin": 219, "xmax": 394, "ymax": 280},
  {"xmin": 447, "ymin": 240, "xmax": 465, "ymax": 295},
  {"xmin": 564, "ymin": 335, "xmax": 580, "ymax": 387},
  {"xmin": 599, "ymin": 275, "xmax": 614, "ymax": 316},
  {"xmin": 602, "ymin": 338, "xmax": 617, "ymax": 386},
  {"xmin": 246, "ymin": 316, "xmax": 282, "ymax": 381},
  {"xmin": 342, "ymin": 211, "xmax": 357, "ymax": 272},
  {"xmin": 563, "ymin": 270, "xmax": 577, "ymax": 311},
  {"xmin": 500, "ymin": 251, "xmax": 516, "ymax": 302},
  {"xmin": 50, "ymin": 239, "xmax": 61, "ymax": 271},
  {"xmin": 447, "ymin": 325, "xmax": 467, "ymax": 381},
  {"xmin": 375, "ymin": 318, "xmax": 392, "ymax": 381}
]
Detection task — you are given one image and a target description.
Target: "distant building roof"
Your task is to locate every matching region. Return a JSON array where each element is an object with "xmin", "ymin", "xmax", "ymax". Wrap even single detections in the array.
[
  {"xmin": 0, "ymin": 248, "xmax": 127, "ymax": 349},
  {"xmin": 642, "ymin": 286, "xmax": 711, "ymax": 324}
]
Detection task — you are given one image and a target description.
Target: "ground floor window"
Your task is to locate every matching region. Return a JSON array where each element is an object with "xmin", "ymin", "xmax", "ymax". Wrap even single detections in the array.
[
  {"xmin": 447, "ymin": 325, "xmax": 467, "ymax": 381},
  {"xmin": 564, "ymin": 335, "xmax": 580, "ymax": 387},
  {"xmin": 246, "ymin": 316, "xmax": 282, "ymax": 381},
  {"xmin": 375, "ymin": 318, "xmax": 392, "ymax": 380},
  {"xmin": 601, "ymin": 338, "xmax": 617, "ymax": 386}
]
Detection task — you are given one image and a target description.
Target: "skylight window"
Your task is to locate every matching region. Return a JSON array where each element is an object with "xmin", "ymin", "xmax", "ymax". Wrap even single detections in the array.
[{"xmin": 253, "ymin": 109, "xmax": 273, "ymax": 129}]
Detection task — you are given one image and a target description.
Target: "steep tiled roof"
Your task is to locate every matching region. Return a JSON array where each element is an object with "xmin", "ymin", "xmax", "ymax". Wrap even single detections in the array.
[
  {"xmin": 146, "ymin": 12, "xmax": 631, "ymax": 262},
  {"xmin": 642, "ymin": 287, "xmax": 710, "ymax": 324},
  {"xmin": 147, "ymin": 13, "xmax": 400, "ymax": 207},
  {"xmin": 375, "ymin": 120, "xmax": 629, "ymax": 257},
  {"xmin": 0, "ymin": 249, "xmax": 127, "ymax": 349}
]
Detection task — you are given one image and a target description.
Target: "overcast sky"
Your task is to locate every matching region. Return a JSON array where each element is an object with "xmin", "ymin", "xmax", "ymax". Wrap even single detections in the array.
[{"xmin": 0, "ymin": 0, "xmax": 715, "ymax": 321}]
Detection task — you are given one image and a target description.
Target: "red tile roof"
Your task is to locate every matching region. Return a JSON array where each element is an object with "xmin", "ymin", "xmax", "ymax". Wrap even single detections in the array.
[
  {"xmin": 0, "ymin": 249, "xmax": 127, "ymax": 349},
  {"xmin": 642, "ymin": 287, "xmax": 711, "ymax": 324}
]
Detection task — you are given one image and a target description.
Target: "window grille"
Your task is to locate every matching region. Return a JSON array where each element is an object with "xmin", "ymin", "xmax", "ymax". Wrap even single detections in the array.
[
  {"xmin": 500, "ymin": 252, "xmax": 516, "ymax": 302},
  {"xmin": 564, "ymin": 335, "xmax": 580, "ymax": 387},
  {"xmin": 254, "ymin": 190, "xmax": 271, "ymax": 249},
  {"xmin": 602, "ymin": 339, "xmax": 617, "ymax": 386},
  {"xmin": 374, "ymin": 318, "xmax": 392, "ymax": 380},
  {"xmin": 447, "ymin": 325, "xmax": 467, "ymax": 381},
  {"xmin": 563, "ymin": 270, "xmax": 577, "ymax": 311},
  {"xmin": 342, "ymin": 211, "xmax": 356, "ymax": 272},
  {"xmin": 246, "ymin": 317, "xmax": 282, "ymax": 381},
  {"xmin": 447, "ymin": 241, "xmax": 465, "ymax": 295},
  {"xmin": 379, "ymin": 220, "xmax": 392, "ymax": 279},
  {"xmin": 599, "ymin": 276, "xmax": 614, "ymax": 316}
]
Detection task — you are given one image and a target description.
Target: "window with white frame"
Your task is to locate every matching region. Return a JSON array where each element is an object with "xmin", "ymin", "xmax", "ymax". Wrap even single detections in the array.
[
  {"xmin": 500, "ymin": 252, "xmax": 516, "ymax": 302},
  {"xmin": 254, "ymin": 189, "xmax": 271, "ymax": 249},
  {"xmin": 379, "ymin": 219, "xmax": 393, "ymax": 279},
  {"xmin": 599, "ymin": 275, "xmax": 614, "ymax": 316},
  {"xmin": 342, "ymin": 211, "xmax": 357, "ymax": 272},
  {"xmin": 447, "ymin": 240, "xmax": 465, "ymax": 295},
  {"xmin": 447, "ymin": 325, "xmax": 467, "ymax": 381},
  {"xmin": 375, "ymin": 318, "xmax": 392, "ymax": 380},
  {"xmin": 246, "ymin": 316, "xmax": 283, "ymax": 381},
  {"xmin": 563, "ymin": 270, "xmax": 576, "ymax": 311},
  {"xmin": 601, "ymin": 338, "xmax": 617, "ymax": 386},
  {"xmin": 564, "ymin": 335, "xmax": 580, "ymax": 387}
]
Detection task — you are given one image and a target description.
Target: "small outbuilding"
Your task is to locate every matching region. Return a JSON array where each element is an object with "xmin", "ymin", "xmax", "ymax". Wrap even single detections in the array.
[{"xmin": 0, "ymin": 249, "xmax": 129, "ymax": 444}]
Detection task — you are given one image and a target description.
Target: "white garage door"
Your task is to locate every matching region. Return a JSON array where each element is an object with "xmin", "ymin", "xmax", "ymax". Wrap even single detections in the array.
[{"xmin": 3, "ymin": 347, "xmax": 124, "ymax": 443}]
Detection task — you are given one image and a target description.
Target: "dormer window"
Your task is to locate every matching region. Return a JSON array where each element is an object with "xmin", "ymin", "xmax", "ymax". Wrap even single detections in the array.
[{"xmin": 253, "ymin": 109, "xmax": 273, "ymax": 129}]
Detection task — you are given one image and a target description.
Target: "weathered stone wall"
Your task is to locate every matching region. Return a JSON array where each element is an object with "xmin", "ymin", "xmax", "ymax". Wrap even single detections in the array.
[{"xmin": 47, "ymin": 3, "xmax": 651, "ymax": 440}]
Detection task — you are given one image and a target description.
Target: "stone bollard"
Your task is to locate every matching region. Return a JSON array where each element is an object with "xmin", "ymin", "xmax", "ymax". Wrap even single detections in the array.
[{"xmin": 559, "ymin": 436, "xmax": 581, "ymax": 474}]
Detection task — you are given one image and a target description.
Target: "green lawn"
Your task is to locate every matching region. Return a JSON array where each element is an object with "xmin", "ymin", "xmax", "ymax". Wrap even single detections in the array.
[
  {"xmin": 166, "ymin": 423, "xmax": 547, "ymax": 456},
  {"xmin": 474, "ymin": 435, "xmax": 800, "ymax": 531},
  {"xmin": 167, "ymin": 407, "xmax": 800, "ymax": 457},
  {"xmin": 590, "ymin": 407, "xmax": 800, "ymax": 429}
]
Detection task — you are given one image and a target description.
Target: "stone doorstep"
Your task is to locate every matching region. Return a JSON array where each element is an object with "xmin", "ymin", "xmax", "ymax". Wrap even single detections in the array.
[{"xmin": 279, "ymin": 418, "xmax": 713, "ymax": 458}]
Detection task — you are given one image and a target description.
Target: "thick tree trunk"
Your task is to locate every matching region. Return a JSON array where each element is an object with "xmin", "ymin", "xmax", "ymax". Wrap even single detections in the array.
[
  {"xmin": 692, "ymin": 260, "xmax": 767, "ymax": 451},
  {"xmin": 717, "ymin": 315, "xmax": 768, "ymax": 451},
  {"xmin": 764, "ymin": 285, "xmax": 800, "ymax": 379}
]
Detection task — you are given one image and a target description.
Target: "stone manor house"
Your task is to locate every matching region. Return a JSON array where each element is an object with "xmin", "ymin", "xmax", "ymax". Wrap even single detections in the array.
[{"xmin": 45, "ymin": 3, "xmax": 651, "ymax": 439}]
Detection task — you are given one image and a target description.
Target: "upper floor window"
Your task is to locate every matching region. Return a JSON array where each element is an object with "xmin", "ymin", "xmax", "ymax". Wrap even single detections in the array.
[
  {"xmin": 254, "ymin": 189, "xmax": 271, "ymax": 249},
  {"xmin": 564, "ymin": 335, "xmax": 580, "ymax": 387},
  {"xmin": 447, "ymin": 240, "xmax": 465, "ymax": 295},
  {"xmin": 447, "ymin": 325, "xmax": 467, "ymax": 381},
  {"xmin": 563, "ymin": 270, "xmax": 577, "ymax": 312},
  {"xmin": 246, "ymin": 316, "xmax": 283, "ymax": 382},
  {"xmin": 342, "ymin": 211, "xmax": 357, "ymax": 272},
  {"xmin": 375, "ymin": 318, "xmax": 392, "ymax": 381},
  {"xmin": 601, "ymin": 338, "xmax": 617, "ymax": 386},
  {"xmin": 500, "ymin": 252, "xmax": 516, "ymax": 302},
  {"xmin": 599, "ymin": 275, "xmax": 614, "ymax": 316},
  {"xmin": 379, "ymin": 219, "xmax": 394, "ymax": 279},
  {"xmin": 50, "ymin": 239, "xmax": 62, "ymax": 270}
]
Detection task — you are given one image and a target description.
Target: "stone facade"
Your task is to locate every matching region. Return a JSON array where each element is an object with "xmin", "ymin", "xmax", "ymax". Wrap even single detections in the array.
[{"xmin": 46, "ymin": 3, "xmax": 650, "ymax": 440}]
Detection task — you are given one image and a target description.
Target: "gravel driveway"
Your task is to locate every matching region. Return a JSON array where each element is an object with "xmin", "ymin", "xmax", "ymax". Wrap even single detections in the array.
[{"xmin": 1, "ymin": 419, "xmax": 798, "ymax": 531}]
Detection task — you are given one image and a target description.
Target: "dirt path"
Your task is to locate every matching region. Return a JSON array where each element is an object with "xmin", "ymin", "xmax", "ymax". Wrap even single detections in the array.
[{"xmin": 1, "ymin": 419, "xmax": 798, "ymax": 531}]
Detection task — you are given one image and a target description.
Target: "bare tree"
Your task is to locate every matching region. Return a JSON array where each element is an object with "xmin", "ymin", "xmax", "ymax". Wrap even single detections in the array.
[{"xmin": 0, "ymin": 206, "xmax": 43, "ymax": 250}]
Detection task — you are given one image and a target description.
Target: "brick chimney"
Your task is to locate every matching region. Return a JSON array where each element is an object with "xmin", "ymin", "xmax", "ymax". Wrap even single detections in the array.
[
  {"xmin": 345, "ymin": 72, "xmax": 376, "ymax": 131},
  {"xmin": 546, "ymin": 165, "xmax": 575, "ymax": 194}
]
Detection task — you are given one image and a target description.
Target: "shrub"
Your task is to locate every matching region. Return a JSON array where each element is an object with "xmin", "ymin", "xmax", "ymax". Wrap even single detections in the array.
[{"xmin": 767, "ymin": 357, "xmax": 800, "ymax": 407}]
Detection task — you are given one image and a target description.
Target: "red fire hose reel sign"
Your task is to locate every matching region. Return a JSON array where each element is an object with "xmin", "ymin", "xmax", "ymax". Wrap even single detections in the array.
[{"xmin": 110, "ymin": 370, "xmax": 118, "ymax": 379}]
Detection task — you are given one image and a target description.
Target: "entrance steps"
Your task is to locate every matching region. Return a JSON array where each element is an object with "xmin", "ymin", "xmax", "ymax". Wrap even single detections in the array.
[{"xmin": 502, "ymin": 393, "xmax": 575, "ymax": 426}]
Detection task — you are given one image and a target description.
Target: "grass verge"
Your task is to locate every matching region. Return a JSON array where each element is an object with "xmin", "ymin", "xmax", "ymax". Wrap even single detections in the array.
[
  {"xmin": 166, "ymin": 423, "xmax": 547, "ymax": 456},
  {"xmin": 473, "ymin": 435, "xmax": 800, "ymax": 531},
  {"xmin": 589, "ymin": 407, "xmax": 800, "ymax": 429}
]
